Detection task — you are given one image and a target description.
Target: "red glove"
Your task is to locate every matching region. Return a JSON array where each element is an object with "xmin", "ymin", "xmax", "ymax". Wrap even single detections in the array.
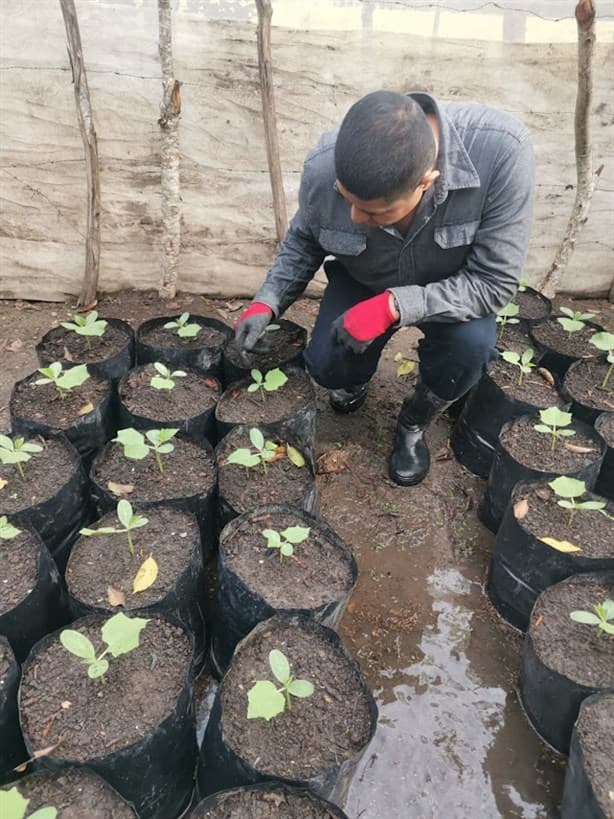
[
  {"xmin": 234, "ymin": 302, "xmax": 274, "ymax": 352},
  {"xmin": 332, "ymin": 292, "xmax": 396, "ymax": 353}
]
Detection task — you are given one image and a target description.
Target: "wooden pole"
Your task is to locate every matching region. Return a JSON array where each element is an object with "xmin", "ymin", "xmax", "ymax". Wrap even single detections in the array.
[
  {"xmin": 539, "ymin": 0, "xmax": 598, "ymax": 298},
  {"xmin": 255, "ymin": 0, "xmax": 287, "ymax": 244},
  {"xmin": 59, "ymin": 0, "xmax": 101, "ymax": 307},
  {"xmin": 158, "ymin": 0, "xmax": 181, "ymax": 299}
]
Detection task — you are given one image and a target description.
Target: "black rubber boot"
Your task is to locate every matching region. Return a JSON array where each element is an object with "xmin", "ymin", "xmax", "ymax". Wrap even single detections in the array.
[
  {"xmin": 389, "ymin": 381, "xmax": 452, "ymax": 486},
  {"xmin": 329, "ymin": 382, "xmax": 369, "ymax": 414}
]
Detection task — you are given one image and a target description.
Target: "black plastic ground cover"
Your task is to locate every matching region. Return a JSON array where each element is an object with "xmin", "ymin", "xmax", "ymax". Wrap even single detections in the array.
[
  {"xmin": 67, "ymin": 510, "xmax": 209, "ymax": 670},
  {"xmin": 198, "ymin": 614, "xmax": 378, "ymax": 807},
  {"xmin": 0, "ymin": 528, "xmax": 70, "ymax": 663},
  {"xmin": 215, "ymin": 365, "xmax": 317, "ymax": 458},
  {"xmin": 519, "ymin": 572, "xmax": 614, "ymax": 754},
  {"xmin": 19, "ymin": 614, "xmax": 198, "ymax": 819},
  {"xmin": 478, "ymin": 416, "xmax": 606, "ymax": 534},
  {"xmin": 3, "ymin": 433, "xmax": 94, "ymax": 573},
  {"xmin": 36, "ymin": 317, "xmax": 136, "ymax": 384},
  {"xmin": 10, "ymin": 371, "xmax": 118, "ymax": 470},
  {"xmin": 210, "ymin": 505, "xmax": 358, "ymax": 676},
  {"xmin": 136, "ymin": 315, "xmax": 232, "ymax": 382},
  {"xmin": 594, "ymin": 413, "xmax": 614, "ymax": 500},
  {"xmin": 561, "ymin": 692, "xmax": 612, "ymax": 819},
  {"xmin": 561, "ymin": 357, "xmax": 612, "ymax": 426},
  {"xmin": 0, "ymin": 637, "xmax": 28, "ymax": 785},
  {"xmin": 188, "ymin": 781, "xmax": 350, "ymax": 818},
  {"xmin": 222, "ymin": 319, "xmax": 307, "ymax": 386},
  {"xmin": 529, "ymin": 319, "xmax": 604, "ymax": 380},
  {"xmin": 487, "ymin": 481, "xmax": 614, "ymax": 631}
]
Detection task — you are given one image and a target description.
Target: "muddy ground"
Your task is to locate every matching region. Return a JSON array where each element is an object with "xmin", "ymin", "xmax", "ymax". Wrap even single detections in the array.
[{"xmin": 1, "ymin": 290, "xmax": 612, "ymax": 818}]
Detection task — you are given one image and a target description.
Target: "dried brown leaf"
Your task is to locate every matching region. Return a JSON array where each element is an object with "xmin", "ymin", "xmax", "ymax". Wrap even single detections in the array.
[
  {"xmin": 63, "ymin": 345, "xmax": 75, "ymax": 362},
  {"xmin": 107, "ymin": 481, "xmax": 134, "ymax": 496},
  {"xmin": 78, "ymin": 401, "xmax": 94, "ymax": 416},
  {"xmin": 14, "ymin": 742, "xmax": 61, "ymax": 773},
  {"xmin": 563, "ymin": 443, "xmax": 597, "ymax": 454},
  {"xmin": 107, "ymin": 585, "xmax": 126, "ymax": 607},
  {"xmin": 0, "ymin": 478, "xmax": 8, "ymax": 491},
  {"xmin": 434, "ymin": 446, "xmax": 452, "ymax": 461},
  {"xmin": 513, "ymin": 498, "xmax": 529, "ymax": 520},
  {"xmin": 537, "ymin": 367, "xmax": 555, "ymax": 387},
  {"xmin": 316, "ymin": 449, "xmax": 349, "ymax": 475},
  {"xmin": 7, "ymin": 339, "xmax": 23, "ymax": 352},
  {"xmin": 76, "ymin": 299, "xmax": 98, "ymax": 313}
]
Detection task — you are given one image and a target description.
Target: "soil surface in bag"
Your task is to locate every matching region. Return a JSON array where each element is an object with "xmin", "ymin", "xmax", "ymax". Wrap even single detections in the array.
[
  {"xmin": 498, "ymin": 417, "xmax": 602, "ymax": 474},
  {"xmin": 596, "ymin": 412, "xmax": 614, "ymax": 446},
  {"xmin": 513, "ymin": 483, "xmax": 614, "ymax": 559},
  {"xmin": 496, "ymin": 322, "xmax": 534, "ymax": 354},
  {"xmin": 488, "ymin": 358, "xmax": 559, "ymax": 406},
  {"xmin": 224, "ymin": 320, "xmax": 306, "ymax": 372},
  {"xmin": 222, "ymin": 509, "xmax": 354, "ymax": 609},
  {"xmin": 38, "ymin": 321, "xmax": 132, "ymax": 365},
  {"xmin": 120, "ymin": 364, "xmax": 220, "ymax": 419},
  {"xmin": 564, "ymin": 359, "xmax": 613, "ymax": 411},
  {"xmin": 93, "ymin": 437, "xmax": 216, "ymax": 503},
  {"xmin": 516, "ymin": 289, "xmax": 551, "ymax": 322},
  {"xmin": 139, "ymin": 319, "xmax": 229, "ymax": 351},
  {"xmin": 528, "ymin": 576, "xmax": 614, "ymax": 690},
  {"xmin": 10, "ymin": 371, "xmax": 112, "ymax": 430},
  {"xmin": 1, "ymin": 768, "xmax": 136, "ymax": 818},
  {"xmin": 217, "ymin": 429, "xmax": 313, "ymax": 514},
  {"xmin": 530, "ymin": 318, "xmax": 601, "ymax": 359},
  {"xmin": 574, "ymin": 693, "xmax": 614, "ymax": 816},
  {"xmin": 0, "ymin": 527, "xmax": 38, "ymax": 612},
  {"xmin": 66, "ymin": 506, "xmax": 200, "ymax": 610},
  {"xmin": 191, "ymin": 785, "xmax": 346, "ymax": 818},
  {"xmin": 20, "ymin": 617, "xmax": 191, "ymax": 760},
  {"xmin": 220, "ymin": 620, "xmax": 372, "ymax": 780},
  {"xmin": 216, "ymin": 368, "xmax": 313, "ymax": 425},
  {"xmin": 0, "ymin": 436, "xmax": 79, "ymax": 515}
]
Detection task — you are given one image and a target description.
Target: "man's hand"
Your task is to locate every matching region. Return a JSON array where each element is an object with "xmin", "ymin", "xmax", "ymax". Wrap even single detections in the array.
[
  {"xmin": 332, "ymin": 292, "xmax": 398, "ymax": 354},
  {"xmin": 234, "ymin": 302, "xmax": 274, "ymax": 353}
]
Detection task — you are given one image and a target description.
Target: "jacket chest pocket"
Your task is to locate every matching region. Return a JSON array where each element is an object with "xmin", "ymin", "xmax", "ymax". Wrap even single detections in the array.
[
  {"xmin": 319, "ymin": 228, "xmax": 367, "ymax": 257},
  {"xmin": 433, "ymin": 220, "xmax": 480, "ymax": 250}
]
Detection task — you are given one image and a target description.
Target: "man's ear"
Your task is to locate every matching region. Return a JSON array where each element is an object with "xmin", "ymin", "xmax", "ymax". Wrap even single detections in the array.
[{"xmin": 420, "ymin": 169, "xmax": 440, "ymax": 190}]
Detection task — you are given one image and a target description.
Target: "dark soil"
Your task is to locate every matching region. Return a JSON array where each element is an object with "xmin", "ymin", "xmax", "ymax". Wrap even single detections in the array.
[
  {"xmin": 216, "ymin": 367, "xmax": 314, "ymax": 425},
  {"xmin": 20, "ymin": 616, "xmax": 191, "ymax": 760},
  {"xmin": 564, "ymin": 359, "xmax": 614, "ymax": 411},
  {"xmin": 516, "ymin": 289, "xmax": 551, "ymax": 322},
  {"xmin": 66, "ymin": 506, "xmax": 200, "ymax": 610},
  {"xmin": 575, "ymin": 693, "xmax": 614, "ymax": 818},
  {"xmin": 92, "ymin": 436, "xmax": 216, "ymax": 503},
  {"xmin": 0, "ymin": 436, "xmax": 78, "ymax": 515},
  {"xmin": 529, "ymin": 575, "xmax": 614, "ymax": 689},
  {"xmin": 10, "ymin": 370, "xmax": 111, "ymax": 429},
  {"xmin": 38, "ymin": 321, "xmax": 131, "ymax": 364},
  {"xmin": 0, "ymin": 527, "xmax": 38, "ymax": 612},
  {"xmin": 500, "ymin": 417, "xmax": 603, "ymax": 473},
  {"xmin": 220, "ymin": 619, "xmax": 372, "ymax": 779},
  {"xmin": 223, "ymin": 319, "xmax": 306, "ymax": 372},
  {"xmin": 530, "ymin": 318, "xmax": 602, "ymax": 359},
  {"xmin": 1, "ymin": 768, "xmax": 136, "ymax": 819},
  {"xmin": 222, "ymin": 509, "xmax": 355, "ymax": 609},
  {"xmin": 496, "ymin": 322, "xmax": 534, "ymax": 354},
  {"xmin": 489, "ymin": 359, "xmax": 559, "ymax": 406},
  {"xmin": 595, "ymin": 412, "xmax": 614, "ymax": 446},
  {"xmin": 191, "ymin": 786, "xmax": 342, "ymax": 818},
  {"xmin": 217, "ymin": 428, "xmax": 314, "ymax": 515},
  {"xmin": 139, "ymin": 318, "xmax": 229, "ymax": 350},
  {"xmin": 119, "ymin": 364, "xmax": 220, "ymax": 420},
  {"xmin": 515, "ymin": 483, "xmax": 614, "ymax": 558}
]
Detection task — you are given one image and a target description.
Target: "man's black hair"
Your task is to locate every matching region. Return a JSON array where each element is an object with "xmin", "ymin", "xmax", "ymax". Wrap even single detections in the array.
[{"xmin": 334, "ymin": 91, "xmax": 436, "ymax": 201}]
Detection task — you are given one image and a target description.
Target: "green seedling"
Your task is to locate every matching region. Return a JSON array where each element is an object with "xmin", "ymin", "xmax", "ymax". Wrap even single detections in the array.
[
  {"xmin": 0, "ymin": 787, "xmax": 57, "ymax": 819},
  {"xmin": 247, "ymin": 648, "xmax": 314, "ymax": 720},
  {"xmin": 60, "ymin": 311, "xmax": 108, "ymax": 350},
  {"xmin": 163, "ymin": 312, "xmax": 201, "ymax": 339},
  {"xmin": 556, "ymin": 305, "xmax": 595, "ymax": 337},
  {"xmin": 262, "ymin": 525, "xmax": 310, "ymax": 562},
  {"xmin": 247, "ymin": 367, "xmax": 288, "ymax": 401},
  {"xmin": 226, "ymin": 427, "xmax": 278, "ymax": 475},
  {"xmin": 60, "ymin": 611, "xmax": 149, "ymax": 681},
  {"xmin": 533, "ymin": 406, "xmax": 575, "ymax": 451},
  {"xmin": 393, "ymin": 352, "xmax": 416, "ymax": 378},
  {"xmin": 496, "ymin": 302, "xmax": 520, "ymax": 341},
  {"xmin": 548, "ymin": 476, "xmax": 607, "ymax": 527},
  {"xmin": 260, "ymin": 323, "xmax": 280, "ymax": 337},
  {"xmin": 150, "ymin": 362, "xmax": 187, "ymax": 393},
  {"xmin": 0, "ymin": 434, "xmax": 43, "ymax": 481},
  {"xmin": 500, "ymin": 348, "xmax": 536, "ymax": 386},
  {"xmin": 510, "ymin": 279, "xmax": 529, "ymax": 304},
  {"xmin": 113, "ymin": 427, "xmax": 179, "ymax": 473},
  {"xmin": 80, "ymin": 499, "xmax": 148, "ymax": 557},
  {"xmin": 0, "ymin": 516, "xmax": 21, "ymax": 540},
  {"xmin": 34, "ymin": 362, "xmax": 90, "ymax": 399},
  {"xmin": 570, "ymin": 599, "xmax": 614, "ymax": 637},
  {"xmin": 589, "ymin": 331, "xmax": 614, "ymax": 389}
]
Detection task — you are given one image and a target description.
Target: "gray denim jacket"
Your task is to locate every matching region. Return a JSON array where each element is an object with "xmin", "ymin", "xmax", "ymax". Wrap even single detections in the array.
[{"xmin": 254, "ymin": 93, "xmax": 536, "ymax": 326}]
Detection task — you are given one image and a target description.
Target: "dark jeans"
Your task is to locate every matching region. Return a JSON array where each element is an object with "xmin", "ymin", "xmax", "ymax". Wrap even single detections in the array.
[{"xmin": 303, "ymin": 262, "xmax": 499, "ymax": 401}]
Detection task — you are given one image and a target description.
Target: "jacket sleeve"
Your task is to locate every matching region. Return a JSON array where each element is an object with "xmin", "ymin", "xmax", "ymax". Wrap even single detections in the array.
[
  {"xmin": 389, "ymin": 133, "xmax": 536, "ymax": 326},
  {"xmin": 253, "ymin": 162, "xmax": 326, "ymax": 316}
]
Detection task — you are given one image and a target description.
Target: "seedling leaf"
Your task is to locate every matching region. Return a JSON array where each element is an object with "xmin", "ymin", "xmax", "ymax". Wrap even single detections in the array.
[
  {"xmin": 101, "ymin": 612, "xmax": 149, "ymax": 657},
  {"xmin": 570, "ymin": 611, "xmax": 600, "ymax": 625},
  {"xmin": 29, "ymin": 808, "xmax": 58, "ymax": 819},
  {"xmin": 88, "ymin": 658, "xmax": 110, "ymax": 680},
  {"xmin": 281, "ymin": 526, "xmax": 310, "ymax": 544},
  {"xmin": 269, "ymin": 648, "xmax": 290, "ymax": 683},
  {"xmin": 247, "ymin": 680, "xmax": 285, "ymax": 720},
  {"xmin": 250, "ymin": 428, "xmax": 265, "ymax": 450},
  {"xmin": 0, "ymin": 787, "xmax": 30, "ymax": 819},
  {"xmin": 0, "ymin": 515, "xmax": 21, "ymax": 539},
  {"xmin": 60, "ymin": 630, "xmax": 96, "ymax": 662},
  {"xmin": 286, "ymin": 445, "xmax": 305, "ymax": 467},
  {"xmin": 287, "ymin": 679, "xmax": 315, "ymax": 698}
]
